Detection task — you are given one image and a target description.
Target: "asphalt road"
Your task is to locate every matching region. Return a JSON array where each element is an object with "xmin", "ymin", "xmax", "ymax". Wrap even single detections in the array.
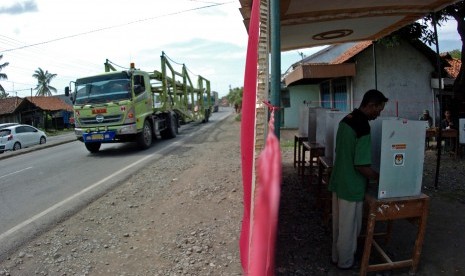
[{"xmin": 0, "ymin": 107, "xmax": 233, "ymax": 260}]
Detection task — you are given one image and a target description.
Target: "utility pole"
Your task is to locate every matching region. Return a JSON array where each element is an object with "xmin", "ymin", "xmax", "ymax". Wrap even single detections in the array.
[{"xmin": 271, "ymin": 0, "xmax": 281, "ymax": 139}]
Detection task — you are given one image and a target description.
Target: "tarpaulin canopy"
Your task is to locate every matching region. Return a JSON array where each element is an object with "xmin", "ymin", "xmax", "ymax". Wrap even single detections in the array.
[{"xmin": 239, "ymin": 0, "xmax": 460, "ymax": 51}]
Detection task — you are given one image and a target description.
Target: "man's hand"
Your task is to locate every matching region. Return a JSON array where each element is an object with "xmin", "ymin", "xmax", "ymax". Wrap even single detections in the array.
[{"xmin": 355, "ymin": 166, "xmax": 379, "ymax": 183}]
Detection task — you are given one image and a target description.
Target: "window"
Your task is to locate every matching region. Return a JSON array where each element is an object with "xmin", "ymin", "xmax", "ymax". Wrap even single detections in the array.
[
  {"xmin": 281, "ymin": 90, "xmax": 290, "ymax": 108},
  {"xmin": 15, "ymin": 126, "xmax": 26, "ymax": 133},
  {"xmin": 333, "ymin": 79, "xmax": 347, "ymax": 111},
  {"xmin": 321, "ymin": 82, "xmax": 331, "ymax": 108},
  {"xmin": 23, "ymin": 126, "xmax": 36, "ymax": 133},
  {"xmin": 0, "ymin": 129, "xmax": 10, "ymax": 137},
  {"xmin": 134, "ymin": 75, "xmax": 145, "ymax": 95},
  {"xmin": 319, "ymin": 78, "xmax": 348, "ymax": 111}
]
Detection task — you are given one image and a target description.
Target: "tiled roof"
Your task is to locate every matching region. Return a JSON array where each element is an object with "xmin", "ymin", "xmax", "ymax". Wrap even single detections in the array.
[
  {"xmin": 0, "ymin": 97, "xmax": 24, "ymax": 115},
  {"xmin": 330, "ymin": 41, "xmax": 372, "ymax": 64},
  {"xmin": 328, "ymin": 41, "xmax": 461, "ymax": 79},
  {"xmin": 444, "ymin": 57, "xmax": 461, "ymax": 79},
  {"xmin": 25, "ymin": 96, "xmax": 73, "ymax": 112}
]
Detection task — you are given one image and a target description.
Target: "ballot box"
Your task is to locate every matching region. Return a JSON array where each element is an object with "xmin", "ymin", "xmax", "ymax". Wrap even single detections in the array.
[{"xmin": 370, "ymin": 118, "xmax": 426, "ymax": 199}]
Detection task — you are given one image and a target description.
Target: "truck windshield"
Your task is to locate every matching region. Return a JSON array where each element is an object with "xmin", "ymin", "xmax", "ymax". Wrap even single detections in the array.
[{"xmin": 75, "ymin": 75, "xmax": 131, "ymax": 105}]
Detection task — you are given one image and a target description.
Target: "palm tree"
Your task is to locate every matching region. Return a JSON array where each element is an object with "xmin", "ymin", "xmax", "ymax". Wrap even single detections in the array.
[
  {"xmin": 32, "ymin": 67, "xmax": 57, "ymax": 96},
  {"xmin": 0, "ymin": 55, "xmax": 10, "ymax": 98}
]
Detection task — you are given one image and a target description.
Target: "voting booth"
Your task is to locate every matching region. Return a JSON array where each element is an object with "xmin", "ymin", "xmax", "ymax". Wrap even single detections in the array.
[
  {"xmin": 324, "ymin": 110, "xmax": 349, "ymax": 161},
  {"xmin": 298, "ymin": 105, "xmax": 309, "ymax": 136},
  {"xmin": 370, "ymin": 118, "xmax": 426, "ymax": 199},
  {"xmin": 307, "ymin": 107, "xmax": 323, "ymax": 143}
]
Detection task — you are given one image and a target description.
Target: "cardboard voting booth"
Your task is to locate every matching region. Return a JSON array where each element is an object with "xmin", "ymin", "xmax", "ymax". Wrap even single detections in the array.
[
  {"xmin": 315, "ymin": 108, "xmax": 329, "ymax": 145},
  {"xmin": 308, "ymin": 108, "xmax": 349, "ymax": 161},
  {"xmin": 324, "ymin": 110, "xmax": 349, "ymax": 161},
  {"xmin": 298, "ymin": 105, "xmax": 309, "ymax": 137},
  {"xmin": 307, "ymin": 107, "xmax": 323, "ymax": 143},
  {"xmin": 370, "ymin": 118, "xmax": 426, "ymax": 199}
]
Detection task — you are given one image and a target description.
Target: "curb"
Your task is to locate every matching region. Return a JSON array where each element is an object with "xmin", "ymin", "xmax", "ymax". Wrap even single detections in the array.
[{"xmin": 0, "ymin": 138, "xmax": 76, "ymax": 161}]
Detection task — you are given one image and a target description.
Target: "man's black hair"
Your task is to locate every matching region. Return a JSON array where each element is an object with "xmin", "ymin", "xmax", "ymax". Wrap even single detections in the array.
[{"xmin": 360, "ymin": 89, "xmax": 389, "ymax": 107}]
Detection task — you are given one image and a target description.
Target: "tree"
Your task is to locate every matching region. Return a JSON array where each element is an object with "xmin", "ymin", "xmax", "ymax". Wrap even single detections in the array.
[
  {"xmin": 226, "ymin": 86, "xmax": 243, "ymax": 113},
  {"xmin": 449, "ymin": 49, "xmax": 461, "ymax": 59},
  {"xmin": 384, "ymin": 2, "xmax": 465, "ymax": 116},
  {"xmin": 0, "ymin": 54, "xmax": 9, "ymax": 98},
  {"xmin": 32, "ymin": 67, "xmax": 57, "ymax": 96},
  {"xmin": 424, "ymin": 2, "xmax": 465, "ymax": 116}
]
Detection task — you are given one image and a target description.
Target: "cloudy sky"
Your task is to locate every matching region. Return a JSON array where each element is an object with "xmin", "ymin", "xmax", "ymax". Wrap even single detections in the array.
[{"xmin": 0, "ymin": 0, "xmax": 461, "ymax": 98}]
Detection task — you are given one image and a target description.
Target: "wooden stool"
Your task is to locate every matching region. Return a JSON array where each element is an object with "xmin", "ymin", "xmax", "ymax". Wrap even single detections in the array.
[
  {"xmin": 360, "ymin": 194, "xmax": 430, "ymax": 276},
  {"xmin": 293, "ymin": 134, "xmax": 308, "ymax": 169},
  {"xmin": 300, "ymin": 141, "xmax": 325, "ymax": 183}
]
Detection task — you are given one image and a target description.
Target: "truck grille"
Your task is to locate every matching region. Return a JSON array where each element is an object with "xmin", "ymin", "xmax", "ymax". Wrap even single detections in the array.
[{"xmin": 79, "ymin": 115, "xmax": 122, "ymax": 126}]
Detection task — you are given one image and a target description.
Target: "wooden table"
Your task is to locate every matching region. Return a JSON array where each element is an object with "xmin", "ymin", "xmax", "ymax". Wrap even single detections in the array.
[
  {"xmin": 293, "ymin": 134, "xmax": 308, "ymax": 169},
  {"xmin": 300, "ymin": 141, "xmax": 325, "ymax": 183},
  {"xmin": 425, "ymin": 128, "xmax": 459, "ymax": 157},
  {"xmin": 425, "ymin": 128, "xmax": 437, "ymax": 138},
  {"xmin": 360, "ymin": 193, "xmax": 430, "ymax": 276},
  {"xmin": 441, "ymin": 129, "xmax": 459, "ymax": 158}
]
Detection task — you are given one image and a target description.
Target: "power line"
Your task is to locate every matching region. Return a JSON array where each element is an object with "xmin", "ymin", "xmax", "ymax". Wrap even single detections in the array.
[
  {"xmin": 2, "ymin": 1, "xmax": 235, "ymax": 53},
  {"xmin": 106, "ymin": 60, "xmax": 130, "ymax": 70},
  {"xmin": 187, "ymin": 0, "xmax": 225, "ymax": 4},
  {"xmin": 163, "ymin": 52, "xmax": 202, "ymax": 78},
  {"xmin": 0, "ymin": 35, "xmax": 109, "ymax": 71}
]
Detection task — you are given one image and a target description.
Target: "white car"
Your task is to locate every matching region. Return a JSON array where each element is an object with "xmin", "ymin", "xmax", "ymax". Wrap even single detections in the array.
[
  {"xmin": 0, "ymin": 124, "xmax": 47, "ymax": 153},
  {"xmin": 0, "ymin": 123, "xmax": 19, "ymax": 129}
]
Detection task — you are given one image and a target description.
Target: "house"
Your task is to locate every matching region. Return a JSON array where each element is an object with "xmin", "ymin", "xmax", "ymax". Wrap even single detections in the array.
[
  {"xmin": 281, "ymin": 39, "xmax": 459, "ymax": 128},
  {"xmin": 0, "ymin": 97, "xmax": 31, "ymax": 124},
  {"xmin": 0, "ymin": 96, "xmax": 73, "ymax": 129}
]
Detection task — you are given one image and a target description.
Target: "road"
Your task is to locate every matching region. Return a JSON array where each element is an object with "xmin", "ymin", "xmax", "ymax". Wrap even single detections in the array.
[{"xmin": 0, "ymin": 107, "xmax": 233, "ymax": 260}]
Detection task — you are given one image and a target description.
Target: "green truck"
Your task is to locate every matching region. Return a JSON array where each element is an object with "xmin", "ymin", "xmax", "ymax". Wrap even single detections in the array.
[{"xmin": 65, "ymin": 52, "xmax": 212, "ymax": 153}]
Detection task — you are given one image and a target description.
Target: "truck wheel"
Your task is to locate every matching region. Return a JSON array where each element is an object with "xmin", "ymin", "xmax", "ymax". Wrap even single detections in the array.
[
  {"xmin": 137, "ymin": 120, "xmax": 153, "ymax": 149},
  {"xmin": 202, "ymin": 109, "xmax": 210, "ymax": 123},
  {"xmin": 85, "ymin": 142, "xmax": 101, "ymax": 153},
  {"xmin": 161, "ymin": 113, "xmax": 177, "ymax": 139}
]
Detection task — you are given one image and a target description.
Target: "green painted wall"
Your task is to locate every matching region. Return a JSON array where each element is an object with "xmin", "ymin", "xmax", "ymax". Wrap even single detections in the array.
[{"xmin": 283, "ymin": 84, "xmax": 320, "ymax": 128}]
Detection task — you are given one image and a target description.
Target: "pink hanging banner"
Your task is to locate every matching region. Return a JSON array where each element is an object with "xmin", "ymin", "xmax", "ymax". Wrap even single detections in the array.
[
  {"xmin": 239, "ymin": 0, "xmax": 260, "ymax": 272},
  {"xmin": 249, "ymin": 109, "xmax": 282, "ymax": 276}
]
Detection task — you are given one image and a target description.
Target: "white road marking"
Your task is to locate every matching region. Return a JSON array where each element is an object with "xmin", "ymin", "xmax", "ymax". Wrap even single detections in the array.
[
  {"xmin": 0, "ymin": 154, "xmax": 152, "ymax": 242},
  {"xmin": 0, "ymin": 167, "xmax": 33, "ymax": 180}
]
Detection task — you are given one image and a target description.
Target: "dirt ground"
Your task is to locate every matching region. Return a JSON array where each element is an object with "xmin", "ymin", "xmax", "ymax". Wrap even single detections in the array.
[
  {"xmin": 275, "ymin": 131, "xmax": 465, "ymax": 276},
  {"xmin": 0, "ymin": 113, "xmax": 464, "ymax": 276}
]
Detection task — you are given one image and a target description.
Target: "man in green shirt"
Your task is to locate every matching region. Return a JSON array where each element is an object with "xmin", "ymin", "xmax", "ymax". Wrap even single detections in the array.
[{"xmin": 329, "ymin": 89, "xmax": 388, "ymax": 270}]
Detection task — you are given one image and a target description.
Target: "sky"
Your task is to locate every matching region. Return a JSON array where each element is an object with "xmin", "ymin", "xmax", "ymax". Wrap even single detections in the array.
[{"xmin": 0, "ymin": 0, "xmax": 462, "ymax": 98}]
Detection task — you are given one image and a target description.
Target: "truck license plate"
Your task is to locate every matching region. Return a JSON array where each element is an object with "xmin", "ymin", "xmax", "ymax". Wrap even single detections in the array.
[{"xmin": 89, "ymin": 134, "xmax": 104, "ymax": 141}]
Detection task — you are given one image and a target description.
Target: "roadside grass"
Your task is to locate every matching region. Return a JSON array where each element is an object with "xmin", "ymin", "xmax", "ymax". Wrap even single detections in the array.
[
  {"xmin": 280, "ymin": 138, "xmax": 294, "ymax": 148},
  {"xmin": 44, "ymin": 128, "xmax": 75, "ymax": 137}
]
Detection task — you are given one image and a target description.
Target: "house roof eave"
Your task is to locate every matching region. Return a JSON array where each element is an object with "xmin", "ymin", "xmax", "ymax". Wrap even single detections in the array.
[{"xmin": 284, "ymin": 63, "xmax": 356, "ymax": 86}]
